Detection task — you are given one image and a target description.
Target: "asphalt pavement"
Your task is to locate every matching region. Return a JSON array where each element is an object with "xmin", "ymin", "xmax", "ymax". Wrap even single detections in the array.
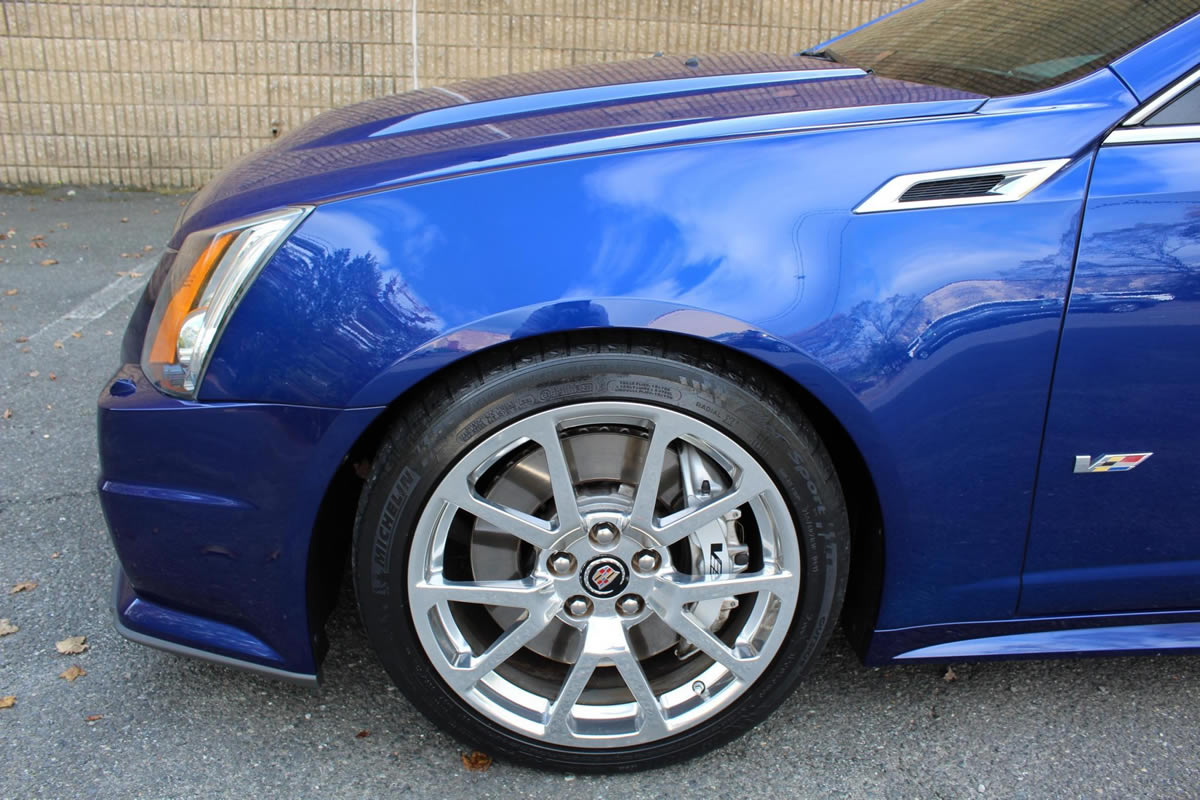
[{"xmin": 1, "ymin": 186, "xmax": 1199, "ymax": 800}]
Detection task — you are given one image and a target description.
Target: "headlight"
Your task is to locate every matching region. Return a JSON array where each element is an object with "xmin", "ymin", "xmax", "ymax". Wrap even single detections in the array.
[{"xmin": 141, "ymin": 206, "xmax": 311, "ymax": 398}]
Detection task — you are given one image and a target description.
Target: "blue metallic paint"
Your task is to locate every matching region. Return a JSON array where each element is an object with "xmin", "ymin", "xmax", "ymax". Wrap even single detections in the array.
[
  {"xmin": 1022, "ymin": 141, "xmax": 1200, "ymax": 615},
  {"xmin": 100, "ymin": 13, "xmax": 1200, "ymax": 681}
]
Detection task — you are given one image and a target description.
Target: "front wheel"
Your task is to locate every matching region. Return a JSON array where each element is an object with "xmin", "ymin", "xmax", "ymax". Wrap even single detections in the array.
[{"xmin": 353, "ymin": 336, "xmax": 849, "ymax": 770}]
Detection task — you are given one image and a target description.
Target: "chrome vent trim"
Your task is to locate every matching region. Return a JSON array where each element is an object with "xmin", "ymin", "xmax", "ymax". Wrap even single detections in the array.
[
  {"xmin": 854, "ymin": 159, "xmax": 1071, "ymax": 214},
  {"xmin": 1105, "ymin": 124, "xmax": 1200, "ymax": 146}
]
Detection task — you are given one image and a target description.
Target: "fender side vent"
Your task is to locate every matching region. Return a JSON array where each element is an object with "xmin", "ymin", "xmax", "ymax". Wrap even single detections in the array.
[
  {"xmin": 898, "ymin": 174, "xmax": 1006, "ymax": 202},
  {"xmin": 854, "ymin": 159, "xmax": 1071, "ymax": 214}
]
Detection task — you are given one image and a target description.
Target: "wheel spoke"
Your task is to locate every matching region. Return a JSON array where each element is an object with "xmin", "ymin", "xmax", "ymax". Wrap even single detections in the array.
[
  {"xmin": 455, "ymin": 491, "xmax": 558, "ymax": 549},
  {"xmin": 655, "ymin": 570, "xmax": 794, "ymax": 604},
  {"xmin": 651, "ymin": 473, "xmax": 769, "ymax": 545},
  {"xmin": 652, "ymin": 605, "xmax": 760, "ymax": 682},
  {"xmin": 443, "ymin": 611, "xmax": 553, "ymax": 692},
  {"xmin": 608, "ymin": 623, "xmax": 668, "ymax": 737},
  {"xmin": 629, "ymin": 419, "xmax": 678, "ymax": 529},
  {"xmin": 546, "ymin": 650, "xmax": 600, "ymax": 737},
  {"xmin": 528, "ymin": 417, "xmax": 583, "ymax": 534},
  {"xmin": 411, "ymin": 575, "xmax": 553, "ymax": 611}
]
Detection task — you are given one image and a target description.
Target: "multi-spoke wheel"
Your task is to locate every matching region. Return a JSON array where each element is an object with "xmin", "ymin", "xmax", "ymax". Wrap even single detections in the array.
[{"xmin": 354, "ymin": 337, "xmax": 848, "ymax": 770}]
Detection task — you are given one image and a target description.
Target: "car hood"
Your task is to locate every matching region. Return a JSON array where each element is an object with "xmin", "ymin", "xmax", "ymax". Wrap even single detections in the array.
[{"xmin": 176, "ymin": 53, "xmax": 984, "ymax": 242}]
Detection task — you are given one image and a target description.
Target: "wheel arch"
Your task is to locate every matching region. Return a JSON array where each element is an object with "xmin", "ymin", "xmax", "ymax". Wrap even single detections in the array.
[{"xmin": 304, "ymin": 322, "xmax": 887, "ymax": 668}]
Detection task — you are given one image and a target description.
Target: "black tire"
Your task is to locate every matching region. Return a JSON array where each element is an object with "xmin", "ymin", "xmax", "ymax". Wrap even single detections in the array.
[{"xmin": 352, "ymin": 332, "xmax": 849, "ymax": 771}]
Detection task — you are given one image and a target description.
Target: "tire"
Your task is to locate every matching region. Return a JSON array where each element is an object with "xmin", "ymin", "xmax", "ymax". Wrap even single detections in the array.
[{"xmin": 353, "ymin": 333, "xmax": 849, "ymax": 771}]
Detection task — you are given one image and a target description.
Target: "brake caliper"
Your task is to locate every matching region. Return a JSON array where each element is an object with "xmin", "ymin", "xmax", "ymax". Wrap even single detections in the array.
[{"xmin": 676, "ymin": 443, "xmax": 749, "ymax": 659}]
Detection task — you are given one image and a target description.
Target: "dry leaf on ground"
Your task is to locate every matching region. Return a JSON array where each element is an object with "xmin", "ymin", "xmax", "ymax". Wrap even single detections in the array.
[
  {"xmin": 2, "ymin": 409, "xmax": 11, "ymax": 420},
  {"xmin": 0, "ymin": 619, "xmax": 18, "ymax": 636},
  {"xmin": 60, "ymin": 665, "xmax": 86, "ymax": 682},
  {"xmin": 30, "ymin": 235, "xmax": 46, "ymax": 248},
  {"xmin": 85, "ymin": 714, "xmax": 103, "ymax": 722},
  {"xmin": 460, "ymin": 751, "xmax": 493, "ymax": 772},
  {"xmin": 56, "ymin": 635, "xmax": 88, "ymax": 655},
  {"xmin": 48, "ymin": 373, "xmax": 57, "ymax": 381},
  {"xmin": 53, "ymin": 341, "xmax": 63, "ymax": 349},
  {"xmin": 120, "ymin": 217, "xmax": 129, "ymax": 223},
  {"xmin": 28, "ymin": 370, "xmax": 39, "ymax": 378},
  {"xmin": 40, "ymin": 258, "xmax": 58, "ymax": 266},
  {"xmin": 15, "ymin": 336, "xmax": 28, "ymax": 343},
  {"xmin": 943, "ymin": 666, "xmax": 958, "ymax": 682},
  {"xmin": 71, "ymin": 331, "xmax": 82, "ymax": 338},
  {"xmin": 355, "ymin": 730, "xmax": 370, "ymax": 739},
  {"xmin": 0, "ymin": 696, "xmax": 15, "ymax": 709},
  {"xmin": 10, "ymin": 580, "xmax": 37, "ymax": 594},
  {"xmin": 4, "ymin": 289, "xmax": 16, "ymax": 296}
]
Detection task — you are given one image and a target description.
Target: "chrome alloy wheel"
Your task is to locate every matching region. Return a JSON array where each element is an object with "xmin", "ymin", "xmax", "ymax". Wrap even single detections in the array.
[{"xmin": 407, "ymin": 401, "xmax": 801, "ymax": 748}]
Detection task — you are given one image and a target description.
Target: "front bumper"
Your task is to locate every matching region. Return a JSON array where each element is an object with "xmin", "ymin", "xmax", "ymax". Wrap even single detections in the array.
[{"xmin": 99, "ymin": 363, "xmax": 382, "ymax": 680}]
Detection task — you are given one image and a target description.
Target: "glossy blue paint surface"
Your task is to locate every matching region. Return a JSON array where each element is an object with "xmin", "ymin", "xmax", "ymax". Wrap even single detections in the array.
[
  {"xmin": 1110, "ymin": 10, "xmax": 1200, "ymax": 101},
  {"xmin": 205, "ymin": 73, "xmax": 1132, "ymax": 638},
  {"xmin": 1021, "ymin": 141, "xmax": 1200, "ymax": 615},
  {"xmin": 99, "ymin": 364, "xmax": 382, "ymax": 674},
  {"xmin": 100, "ymin": 7, "xmax": 1200, "ymax": 678}
]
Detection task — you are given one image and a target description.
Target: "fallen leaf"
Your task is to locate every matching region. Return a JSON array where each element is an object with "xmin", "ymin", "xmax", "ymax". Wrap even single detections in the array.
[
  {"xmin": 943, "ymin": 666, "xmax": 958, "ymax": 683},
  {"xmin": 28, "ymin": 370, "xmax": 39, "ymax": 377},
  {"xmin": 0, "ymin": 696, "xmax": 14, "ymax": 709},
  {"xmin": 57, "ymin": 222, "xmax": 69, "ymax": 229},
  {"xmin": 2, "ymin": 408, "xmax": 11, "ymax": 420},
  {"xmin": 48, "ymin": 373, "xmax": 57, "ymax": 381},
  {"xmin": 51, "ymin": 552, "xmax": 61, "ymax": 559},
  {"xmin": 355, "ymin": 730, "xmax": 370, "ymax": 739},
  {"xmin": 56, "ymin": 635, "xmax": 88, "ymax": 655},
  {"xmin": 71, "ymin": 331, "xmax": 82, "ymax": 338},
  {"xmin": 30, "ymin": 235, "xmax": 47, "ymax": 248},
  {"xmin": 4, "ymin": 289, "xmax": 16, "ymax": 296},
  {"xmin": 15, "ymin": 336, "xmax": 28, "ymax": 343},
  {"xmin": 115, "ymin": 270, "xmax": 129, "ymax": 277},
  {"xmin": 60, "ymin": 664, "xmax": 86, "ymax": 682},
  {"xmin": 40, "ymin": 258, "xmax": 58, "ymax": 266},
  {"xmin": 85, "ymin": 714, "xmax": 103, "ymax": 722},
  {"xmin": 104, "ymin": 330, "xmax": 113, "ymax": 336},
  {"xmin": 152, "ymin": 209, "xmax": 161, "ymax": 215},
  {"xmin": 120, "ymin": 253, "xmax": 132, "ymax": 258},
  {"xmin": 0, "ymin": 619, "xmax": 17, "ymax": 636},
  {"xmin": 120, "ymin": 217, "xmax": 129, "ymax": 223},
  {"xmin": 129, "ymin": 271, "xmax": 143, "ymax": 278},
  {"xmin": 461, "ymin": 751, "xmax": 493, "ymax": 772},
  {"xmin": 143, "ymin": 245, "xmax": 153, "ymax": 251},
  {"xmin": 53, "ymin": 341, "xmax": 63, "ymax": 349},
  {"xmin": 10, "ymin": 580, "xmax": 36, "ymax": 594}
]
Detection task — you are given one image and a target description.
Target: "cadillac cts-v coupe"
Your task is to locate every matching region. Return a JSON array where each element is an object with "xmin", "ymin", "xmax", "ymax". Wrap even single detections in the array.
[{"xmin": 100, "ymin": 0, "xmax": 1200, "ymax": 770}]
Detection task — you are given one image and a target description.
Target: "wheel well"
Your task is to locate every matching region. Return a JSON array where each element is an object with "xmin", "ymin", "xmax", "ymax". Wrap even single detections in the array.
[{"xmin": 304, "ymin": 329, "xmax": 885, "ymax": 665}]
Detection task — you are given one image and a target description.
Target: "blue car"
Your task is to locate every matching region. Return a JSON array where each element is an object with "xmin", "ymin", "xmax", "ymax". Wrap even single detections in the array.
[{"xmin": 99, "ymin": 0, "xmax": 1200, "ymax": 770}]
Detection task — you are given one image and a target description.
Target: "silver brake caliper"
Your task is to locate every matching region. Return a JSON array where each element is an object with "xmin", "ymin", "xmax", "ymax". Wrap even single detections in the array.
[{"xmin": 676, "ymin": 443, "xmax": 749, "ymax": 659}]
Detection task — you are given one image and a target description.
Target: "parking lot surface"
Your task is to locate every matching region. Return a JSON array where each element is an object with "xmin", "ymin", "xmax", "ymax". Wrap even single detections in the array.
[{"xmin": 1, "ymin": 187, "xmax": 1198, "ymax": 799}]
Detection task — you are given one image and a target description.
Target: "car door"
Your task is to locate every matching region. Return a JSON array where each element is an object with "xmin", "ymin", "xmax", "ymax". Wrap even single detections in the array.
[{"xmin": 1020, "ymin": 68, "xmax": 1200, "ymax": 616}]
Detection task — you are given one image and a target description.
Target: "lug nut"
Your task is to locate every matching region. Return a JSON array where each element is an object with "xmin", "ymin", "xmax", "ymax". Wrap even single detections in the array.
[
  {"xmin": 616, "ymin": 594, "xmax": 644, "ymax": 617},
  {"xmin": 565, "ymin": 596, "xmax": 593, "ymax": 618},
  {"xmin": 589, "ymin": 522, "xmax": 620, "ymax": 546},
  {"xmin": 548, "ymin": 552, "xmax": 576, "ymax": 576},
  {"xmin": 632, "ymin": 550, "xmax": 660, "ymax": 574}
]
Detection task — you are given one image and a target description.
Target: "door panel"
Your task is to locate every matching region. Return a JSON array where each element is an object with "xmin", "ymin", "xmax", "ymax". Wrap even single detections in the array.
[{"xmin": 1021, "ymin": 141, "xmax": 1200, "ymax": 615}]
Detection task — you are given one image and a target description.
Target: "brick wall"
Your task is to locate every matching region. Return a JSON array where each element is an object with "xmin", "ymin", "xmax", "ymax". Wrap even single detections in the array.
[{"xmin": 0, "ymin": 0, "xmax": 905, "ymax": 188}]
